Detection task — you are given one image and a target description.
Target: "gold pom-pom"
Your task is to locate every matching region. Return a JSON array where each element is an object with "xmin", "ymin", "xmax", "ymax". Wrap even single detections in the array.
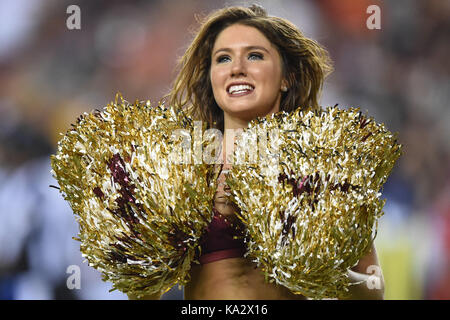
[
  {"xmin": 50, "ymin": 93, "xmax": 216, "ymax": 298},
  {"xmin": 226, "ymin": 105, "xmax": 402, "ymax": 299}
]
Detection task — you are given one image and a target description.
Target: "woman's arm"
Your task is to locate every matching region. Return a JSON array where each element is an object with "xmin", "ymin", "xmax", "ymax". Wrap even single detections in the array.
[{"xmin": 341, "ymin": 242, "xmax": 385, "ymax": 300}]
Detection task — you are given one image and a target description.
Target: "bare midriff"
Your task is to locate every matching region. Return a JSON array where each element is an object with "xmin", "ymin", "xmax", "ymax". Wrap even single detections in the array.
[{"xmin": 185, "ymin": 257, "xmax": 307, "ymax": 300}]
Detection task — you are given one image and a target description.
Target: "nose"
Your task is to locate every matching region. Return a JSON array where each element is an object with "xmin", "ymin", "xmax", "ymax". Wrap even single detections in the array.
[{"xmin": 230, "ymin": 56, "xmax": 247, "ymax": 77}]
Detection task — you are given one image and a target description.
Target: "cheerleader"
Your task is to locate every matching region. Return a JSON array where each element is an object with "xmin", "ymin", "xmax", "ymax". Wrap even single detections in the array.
[{"xmin": 162, "ymin": 4, "xmax": 385, "ymax": 300}]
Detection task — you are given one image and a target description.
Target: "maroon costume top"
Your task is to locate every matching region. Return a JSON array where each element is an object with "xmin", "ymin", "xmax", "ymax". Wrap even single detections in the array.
[{"xmin": 198, "ymin": 207, "xmax": 247, "ymax": 264}]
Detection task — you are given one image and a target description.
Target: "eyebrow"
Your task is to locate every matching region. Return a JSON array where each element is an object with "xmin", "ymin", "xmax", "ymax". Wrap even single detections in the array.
[{"xmin": 212, "ymin": 45, "xmax": 270, "ymax": 57}]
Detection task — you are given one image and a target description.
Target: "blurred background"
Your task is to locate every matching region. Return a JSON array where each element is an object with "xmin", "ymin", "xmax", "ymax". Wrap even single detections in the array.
[{"xmin": 0, "ymin": 0, "xmax": 448, "ymax": 300}]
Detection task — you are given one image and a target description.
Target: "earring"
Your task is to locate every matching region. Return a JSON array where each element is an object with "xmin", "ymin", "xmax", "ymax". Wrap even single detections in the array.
[{"xmin": 281, "ymin": 86, "xmax": 288, "ymax": 92}]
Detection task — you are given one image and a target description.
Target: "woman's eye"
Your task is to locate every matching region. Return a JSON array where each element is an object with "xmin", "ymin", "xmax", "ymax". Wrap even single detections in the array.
[
  {"xmin": 216, "ymin": 53, "xmax": 263, "ymax": 63},
  {"xmin": 248, "ymin": 52, "xmax": 263, "ymax": 60},
  {"xmin": 216, "ymin": 55, "xmax": 230, "ymax": 63}
]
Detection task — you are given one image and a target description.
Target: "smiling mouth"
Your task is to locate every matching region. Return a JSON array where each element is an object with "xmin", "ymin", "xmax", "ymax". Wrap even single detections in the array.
[
  {"xmin": 227, "ymin": 84, "xmax": 254, "ymax": 97},
  {"xmin": 228, "ymin": 91, "xmax": 253, "ymax": 97}
]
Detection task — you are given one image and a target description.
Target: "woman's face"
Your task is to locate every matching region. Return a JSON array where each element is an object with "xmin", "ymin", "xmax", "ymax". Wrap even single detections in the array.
[{"xmin": 210, "ymin": 24, "xmax": 286, "ymax": 123}]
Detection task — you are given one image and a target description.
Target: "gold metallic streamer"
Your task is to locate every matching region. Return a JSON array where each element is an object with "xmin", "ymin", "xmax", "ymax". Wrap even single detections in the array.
[
  {"xmin": 51, "ymin": 95, "xmax": 401, "ymax": 299},
  {"xmin": 50, "ymin": 94, "xmax": 216, "ymax": 298},
  {"xmin": 226, "ymin": 106, "xmax": 402, "ymax": 299}
]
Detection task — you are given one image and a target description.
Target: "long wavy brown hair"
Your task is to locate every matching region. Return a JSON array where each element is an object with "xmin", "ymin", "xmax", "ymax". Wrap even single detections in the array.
[{"xmin": 165, "ymin": 4, "xmax": 333, "ymax": 132}]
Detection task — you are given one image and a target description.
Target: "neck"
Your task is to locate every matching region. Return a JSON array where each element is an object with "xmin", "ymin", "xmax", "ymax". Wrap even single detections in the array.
[
  {"xmin": 219, "ymin": 115, "xmax": 247, "ymax": 165},
  {"xmin": 220, "ymin": 106, "xmax": 279, "ymax": 165},
  {"xmin": 223, "ymin": 113, "xmax": 250, "ymax": 131}
]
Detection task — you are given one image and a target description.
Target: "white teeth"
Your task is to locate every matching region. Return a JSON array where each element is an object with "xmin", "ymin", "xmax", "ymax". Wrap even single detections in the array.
[{"xmin": 228, "ymin": 84, "xmax": 254, "ymax": 94}]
